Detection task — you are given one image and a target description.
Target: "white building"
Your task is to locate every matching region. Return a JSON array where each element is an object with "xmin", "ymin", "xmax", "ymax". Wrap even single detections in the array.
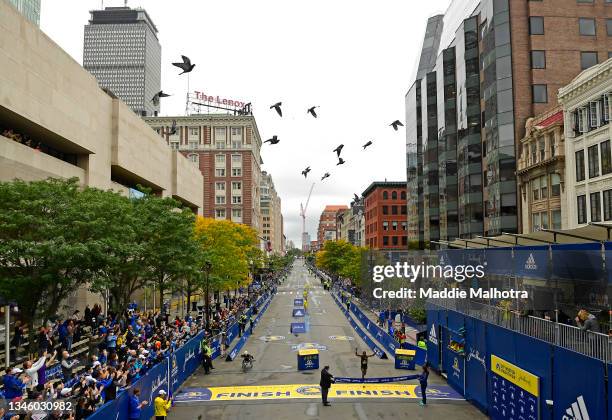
[{"xmin": 559, "ymin": 58, "xmax": 612, "ymax": 228}]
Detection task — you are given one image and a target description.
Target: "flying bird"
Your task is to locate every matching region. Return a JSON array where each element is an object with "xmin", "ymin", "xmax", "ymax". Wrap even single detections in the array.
[
  {"xmin": 301, "ymin": 167, "xmax": 311, "ymax": 178},
  {"xmin": 337, "ymin": 157, "xmax": 346, "ymax": 166},
  {"xmin": 151, "ymin": 90, "xmax": 171, "ymax": 104},
  {"xmin": 270, "ymin": 102, "xmax": 283, "ymax": 117},
  {"xmin": 390, "ymin": 120, "xmax": 404, "ymax": 131},
  {"xmin": 264, "ymin": 135, "xmax": 280, "ymax": 145},
  {"xmin": 321, "ymin": 172, "xmax": 330, "ymax": 181},
  {"xmin": 353, "ymin": 193, "xmax": 360, "ymax": 202},
  {"xmin": 168, "ymin": 120, "xmax": 177, "ymax": 135},
  {"xmin": 307, "ymin": 106, "xmax": 318, "ymax": 118},
  {"xmin": 172, "ymin": 55, "xmax": 195, "ymax": 74},
  {"xmin": 362, "ymin": 140, "xmax": 373, "ymax": 149},
  {"xmin": 332, "ymin": 144, "xmax": 344, "ymax": 157}
]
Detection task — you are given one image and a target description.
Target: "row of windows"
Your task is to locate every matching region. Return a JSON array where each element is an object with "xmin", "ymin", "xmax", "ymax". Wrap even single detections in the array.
[
  {"xmin": 366, "ymin": 236, "xmax": 409, "ymax": 248},
  {"xmin": 573, "ymin": 94, "xmax": 611, "ymax": 135},
  {"xmin": 215, "ymin": 196, "xmax": 243, "ymax": 205},
  {"xmin": 381, "ymin": 190, "xmax": 407, "ymax": 200},
  {"xmin": 532, "ymin": 209, "xmax": 562, "ymax": 231},
  {"xmin": 531, "ymin": 174, "xmax": 562, "ymax": 201},
  {"xmin": 531, "ymin": 50, "xmax": 611, "ymax": 71},
  {"xmin": 382, "ymin": 205, "xmax": 407, "ymax": 216},
  {"xmin": 382, "ymin": 221, "xmax": 408, "ymax": 231},
  {"xmin": 529, "ymin": 16, "xmax": 612, "ymax": 36},
  {"xmin": 215, "ymin": 181, "xmax": 242, "ymax": 191},
  {"xmin": 215, "ymin": 208, "xmax": 242, "ymax": 221},
  {"xmin": 575, "ymin": 140, "xmax": 612, "ymax": 181},
  {"xmin": 577, "ymin": 190, "xmax": 612, "ymax": 224}
]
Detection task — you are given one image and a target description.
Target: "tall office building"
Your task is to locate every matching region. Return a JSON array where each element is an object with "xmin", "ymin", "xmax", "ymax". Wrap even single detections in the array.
[
  {"xmin": 260, "ymin": 171, "xmax": 285, "ymax": 254},
  {"xmin": 406, "ymin": 0, "xmax": 612, "ymax": 246},
  {"xmin": 6, "ymin": 0, "xmax": 40, "ymax": 26},
  {"xmin": 83, "ymin": 6, "xmax": 161, "ymax": 117},
  {"xmin": 317, "ymin": 205, "xmax": 348, "ymax": 247}
]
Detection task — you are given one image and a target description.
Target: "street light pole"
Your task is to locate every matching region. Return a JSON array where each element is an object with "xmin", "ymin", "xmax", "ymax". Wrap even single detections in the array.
[{"xmin": 203, "ymin": 261, "xmax": 212, "ymax": 329}]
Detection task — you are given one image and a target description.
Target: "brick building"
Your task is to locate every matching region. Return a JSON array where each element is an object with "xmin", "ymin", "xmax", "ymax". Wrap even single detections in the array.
[
  {"xmin": 145, "ymin": 114, "xmax": 264, "ymax": 236},
  {"xmin": 316, "ymin": 205, "xmax": 348, "ymax": 247},
  {"xmin": 406, "ymin": 0, "xmax": 612, "ymax": 247},
  {"xmin": 363, "ymin": 182, "xmax": 408, "ymax": 250}
]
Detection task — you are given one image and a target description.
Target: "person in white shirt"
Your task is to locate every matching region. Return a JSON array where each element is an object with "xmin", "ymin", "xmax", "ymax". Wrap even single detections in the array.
[{"xmin": 24, "ymin": 352, "xmax": 47, "ymax": 389}]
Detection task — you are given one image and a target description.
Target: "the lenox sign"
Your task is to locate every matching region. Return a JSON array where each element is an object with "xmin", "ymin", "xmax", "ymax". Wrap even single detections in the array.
[{"xmin": 193, "ymin": 91, "xmax": 246, "ymax": 108}]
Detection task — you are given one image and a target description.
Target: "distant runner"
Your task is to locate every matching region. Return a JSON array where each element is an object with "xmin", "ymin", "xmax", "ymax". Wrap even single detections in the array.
[{"xmin": 355, "ymin": 348, "xmax": 375, "ymax": 380}]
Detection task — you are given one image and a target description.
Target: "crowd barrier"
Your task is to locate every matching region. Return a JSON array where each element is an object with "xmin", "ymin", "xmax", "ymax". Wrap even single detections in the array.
[
  {"xmin": 87, "ymin": 291, "xmax": 272, "ymax": 420},
  {"xmin": 331, "ymin": 293, "xmax": 387, "ymax": 359},
  {"xmin": 226, "ymin": 292, "xmax": 274, "ymax": 361},
  {"xmin": 335, "ymin": 375, "xmax": 416, "ymax": 384},
  {"xmin": 428, "ymin": 303, "xmax": 610, "ymax": 420}
]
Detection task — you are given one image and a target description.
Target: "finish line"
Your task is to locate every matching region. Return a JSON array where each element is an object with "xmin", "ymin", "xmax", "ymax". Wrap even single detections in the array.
[{"xmin": 174, "ymin": 384, "xmax": 465, "ymax": 403}]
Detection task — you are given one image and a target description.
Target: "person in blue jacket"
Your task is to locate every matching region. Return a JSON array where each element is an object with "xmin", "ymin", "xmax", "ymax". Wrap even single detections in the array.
[
  {"xmin": 128, "ymin": 388, "xmax": 148, "ymax": 420},
  {"xmin": 2, "ymin": 367, "xmax": 28, "ymax": 400}
]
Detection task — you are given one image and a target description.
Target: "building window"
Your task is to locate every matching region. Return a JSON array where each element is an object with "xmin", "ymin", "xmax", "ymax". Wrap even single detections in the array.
[
  {"xmin": 189, "ymin": 127, "xmax": 200, "ymax": 136},
  {"xmin": 581, "ymin": 52, "xmax": 598, "ymax": 70},
  {"xmin": 392, "ymin": 221, "xmax": 398, "ymax": 231},
  {"xmin": 232, "ymin": 168, "xmax": 242, "ymax": 177},
  {"xmin": 532, "ymin": 178, "xmax": 540, "ymax": 200},
  {"xmin": 577, "ymin": 195, "xmax": 587, "ymax": 224},
  {"xmin": 383, "ymin": 191, "xmax": 388, "ymax": 199},
  {"xmin": 579, "ymin": 18, "xmax": 596, "ymax": 36},
  {"xmin": 532, "ymin": 84, "xmax": 548, "ymax": 103},
  {"xmin": 215, "ymin": 209, "xmax": 226, "ymax": 219},
  {"xmin": 215, "ymin": 154, "xmax": 226, "ymax": 167},
  {"xmin": 215, "ymin": 127, "xmax": 226, "ymax": 140},
  {"xmin": 591, "ymin": 192, "xmax": 602, "ymax": 222},
  {"xmin": 530, "ymin": 50, "xmax": 546, "ymax": 69},
  {"xmin": 232, "ymin": 208, "xmax": 242, "ymax": 222},
  {"xmin": 529, "ymin": 16, "xmax": 544, "ymax": 34},
  {"xmin": 382, "ymin": 206, "xmax": 388, "ymax": 215},
  {"xmin": 383, "ymin": 221, "xmax": 389, "ymax": 231},
  {"xmin": 383, "ymin": 236, "xmax": 389, "ymax": 246},
  {"xmin": 188, "ymin": 153, "xmax": 199, "ymax": 164},
  {"xmin": 551, "ymin": 173, "xmax": 561, "ymax": 197},
  {"xmin": 590, "ymin": 100, "xmax": 601, "ymax": 128},
  {"xmin": 401, "ymin": 206, "xmax": 407, "ymax": 215},
  {"xmin": 607, "ymin": 19, "xmax": 612, "ymax": 36},
  {"xmin": 391, "ymin": 206, "xmax": 398, "ymax": 215},
  {"xmin": 232, "ymin": 181, "xmax": 241, "ymax": 190},
  {"xmin": 532, "ymin": 212, "xmax": 541, "ymax": 231},
  {"xmin": 215, "ymin": 195, "xmax": 226, "ymax": 205},
  {"xmin": 588, "ymin": 144, "xmax": 600, "ymax": 178},
  {"xmin": 391, "ymin": 191, "xmax": 398, "ymax": 200},
  {"xmin": 170, "ymin": 141, "xmax": 179, "ymax": 150},
  {"xmin": 401, "ymin": 191, "xmax": 406, "ymax": 200},
  {"xmin": 552, "ymin": 209, "xmax": 562, "ymax": 229},
  {"xmin": 392, "ymin": 236, "xmax": 399, "ymax": 246},
  {"xmin": 604, "ymin": 94, "xmax": 611, "ymax": 122},
  {"xmin": 604, "ymin": 189, "xmax": 612, "ymax": 221},
  {"xmin": 215, "ymin": 168, "xmax": 226, "ymax": 177},
  {"xmin": 602, "ymin": 140, "xmax": 612, "ymax": 174},
  {"xmin": 402, "ymin": 222, "xmax": 407, "ymax": 231},
  {"xmin": 215, "ymin": 182, "xmax": 225, "ymax": 191},
  {"xmin": 576, "ymin": 150, "xmax": 586, "ymax": 181},
  {"xmin": 232, "ymin": 195, "xmax": 242, "ymax": 204}
]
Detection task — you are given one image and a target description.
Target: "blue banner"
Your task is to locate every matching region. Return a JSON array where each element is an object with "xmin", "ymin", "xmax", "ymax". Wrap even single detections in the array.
[
  {"xmin": 137, "ymin": 358, "xmax": 170, "ymax": 420},
  {"xmin": 442, "ymin": 335, "xmax": 465, "ymax": 395},
  {"xmin": 444, "ymin": 248, "xmax": 465, "ymax": 268},
  {"xmin": 484, "ymin": 247, "xmax": 513, "ymax": 276},
  {"xmin": 426, "ymin": 308, "xmax": 442, "ymax": 370},
  {"xmin": 553, "ymin": 347, "xmax": 606, "ymax": 420},
  {"xmin": 87, "ymin": 391, "xmax": 129, "ymax": 420},
  {"xmin": 291, "ymin": 322, "xmax": 306, "ymax": 333},
  {"xmin": 551, "ymin": 243, "xmax": 603, "ymax": 281},
  {"xmin": 292, "ymin": 308, "xmax": 306, "ymax": 317},
  {"xmin": 609, "ymin": 363, "xmax": 612, "ymax": 420},
  {"xmin": 464, "ymin": 316, "xmax": 488, "ymax": 412},
  {"xmin": 513, "ymin": 245, "xmax": 549, "ymax": 280},
  {"xmin": 170, "ymin": 332, "xmax": 204, "ymax": 393}
]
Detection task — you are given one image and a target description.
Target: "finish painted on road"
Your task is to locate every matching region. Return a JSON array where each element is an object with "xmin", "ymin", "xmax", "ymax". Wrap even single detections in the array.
[{"xmin": 174, "ymin": 384, "xmax": 464, "ymax": 403}]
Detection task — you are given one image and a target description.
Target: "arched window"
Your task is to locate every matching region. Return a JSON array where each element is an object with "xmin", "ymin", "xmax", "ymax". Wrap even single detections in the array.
[
  {"xmin": 392, "ymin": 191, "xmax": 398, "ymax": 200},
  {"xmin": 383, "ymin": 191, "xmax": 388, "ymax": 199}
]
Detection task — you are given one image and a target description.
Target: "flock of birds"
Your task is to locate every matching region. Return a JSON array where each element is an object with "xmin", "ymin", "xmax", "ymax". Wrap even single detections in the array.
[{"xmin": 153, "ymin": 55, "xmax": 406, "ymax": 187}]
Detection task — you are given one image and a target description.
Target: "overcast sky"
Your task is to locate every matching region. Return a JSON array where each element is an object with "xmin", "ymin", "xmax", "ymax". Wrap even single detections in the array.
[{"xmin": 40, "ymin": 0, "xmax": 450, "ymax": 246}]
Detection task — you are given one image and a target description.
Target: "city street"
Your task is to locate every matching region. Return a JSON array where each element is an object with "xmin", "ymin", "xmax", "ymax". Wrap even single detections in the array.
[{"xmin": 170, "ymin": 260, "xmax": 486, "ymax": 420}]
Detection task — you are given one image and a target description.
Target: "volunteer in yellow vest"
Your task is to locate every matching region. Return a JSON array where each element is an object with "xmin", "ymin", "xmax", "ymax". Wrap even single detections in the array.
[
  {"xmin": 417, "ymin": 338, "xmax": 428, "ymax": 351},
  {"xmin": 304, "ymin": 299, "xmax": 309, "ymax": 312},
  {"xmin": 154, "ymin": 389, "xmax": 172, "ymax": 420}
]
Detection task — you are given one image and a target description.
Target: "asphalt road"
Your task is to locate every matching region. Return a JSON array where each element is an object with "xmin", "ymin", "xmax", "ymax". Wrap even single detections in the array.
[{"xmin": 169, "ymin": 260, "xmax": 487, "ymax": 420}]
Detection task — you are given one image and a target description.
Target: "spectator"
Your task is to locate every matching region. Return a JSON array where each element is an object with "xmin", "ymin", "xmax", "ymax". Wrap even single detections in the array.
[
  {"xmin": 61, "ymin": 350, "xmax": 79, "ymax": 381},
  {"xmin": 128, "ymin": 388, "xmax": 148, "ymax": 420},
  {"xmin": 2, "ymin": 367, "xmax": 29, "ymax": 400},
  {"xmin": 10, "ymin": 320, "xmax": 24, "ymax": 361},
  {"xmin": 575, "ymin": 309, "xmax": 600, "ymax": 332}
]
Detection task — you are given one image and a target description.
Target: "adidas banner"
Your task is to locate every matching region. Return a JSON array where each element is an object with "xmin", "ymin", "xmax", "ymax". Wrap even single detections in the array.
[
  {"xmin": 513, "ymin": 246, "xmax": 549, "ymax": 279},
  {"xmin": 426, "ymin": 309, "xmax": 441, "ymax": 370},
  {"xmin": 553, "ymin": 346, "xmax": 606, "ymax": 420}
]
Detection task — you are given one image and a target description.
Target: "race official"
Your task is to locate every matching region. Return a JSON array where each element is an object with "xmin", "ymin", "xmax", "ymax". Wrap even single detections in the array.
[{"xmin": 319, "ymin": 365, "xmax": 335, "ymax": 406}]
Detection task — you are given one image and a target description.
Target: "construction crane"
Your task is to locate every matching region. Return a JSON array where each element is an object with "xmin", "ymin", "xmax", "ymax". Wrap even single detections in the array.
[{"xmin": 300, "ymin": 183, "xmax": 315, "ymax": 251}]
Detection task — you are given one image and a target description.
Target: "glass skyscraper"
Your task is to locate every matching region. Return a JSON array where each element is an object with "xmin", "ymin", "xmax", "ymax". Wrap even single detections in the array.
[
  {"xmin": 7, "ymin": 0, "xmax": 40, "ymax": 26},
  {"xmin": 406, "ymin": 0, "xmax": 612, "ymax": 246},
  {"xmin": 83, "ymin": 7, "xmax": 161, "ymax": 117}
]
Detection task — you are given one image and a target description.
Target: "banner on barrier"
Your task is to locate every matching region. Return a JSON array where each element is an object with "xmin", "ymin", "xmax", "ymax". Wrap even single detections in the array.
[
  {"xmin": 553, "ymin": 347, "xmax": 606, "ymax": 420},
  {"xmin": 226, "ymin": 294, "xmax": 274, "ymax": 361},
  {"xmin": 490, "ymin": 354, "xmax": 539, "ymax": 420},
  {"xmin": 484, "ymin": 247, "xmax": 513, "ymax": 276},
  {"xmin": 335, "ymin": 375, "xmax": 415, "ymax": 384},
  {"xmin": 170, "ymin": 332, "xmax": 204, "ymax": 393},
  {"xmin": 513, "ymin": 246, "xmax": 549, "ymax": 280},
  {"xmin": 552, "ymin": 243, "xmax": 603, "ymax": 281}
]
